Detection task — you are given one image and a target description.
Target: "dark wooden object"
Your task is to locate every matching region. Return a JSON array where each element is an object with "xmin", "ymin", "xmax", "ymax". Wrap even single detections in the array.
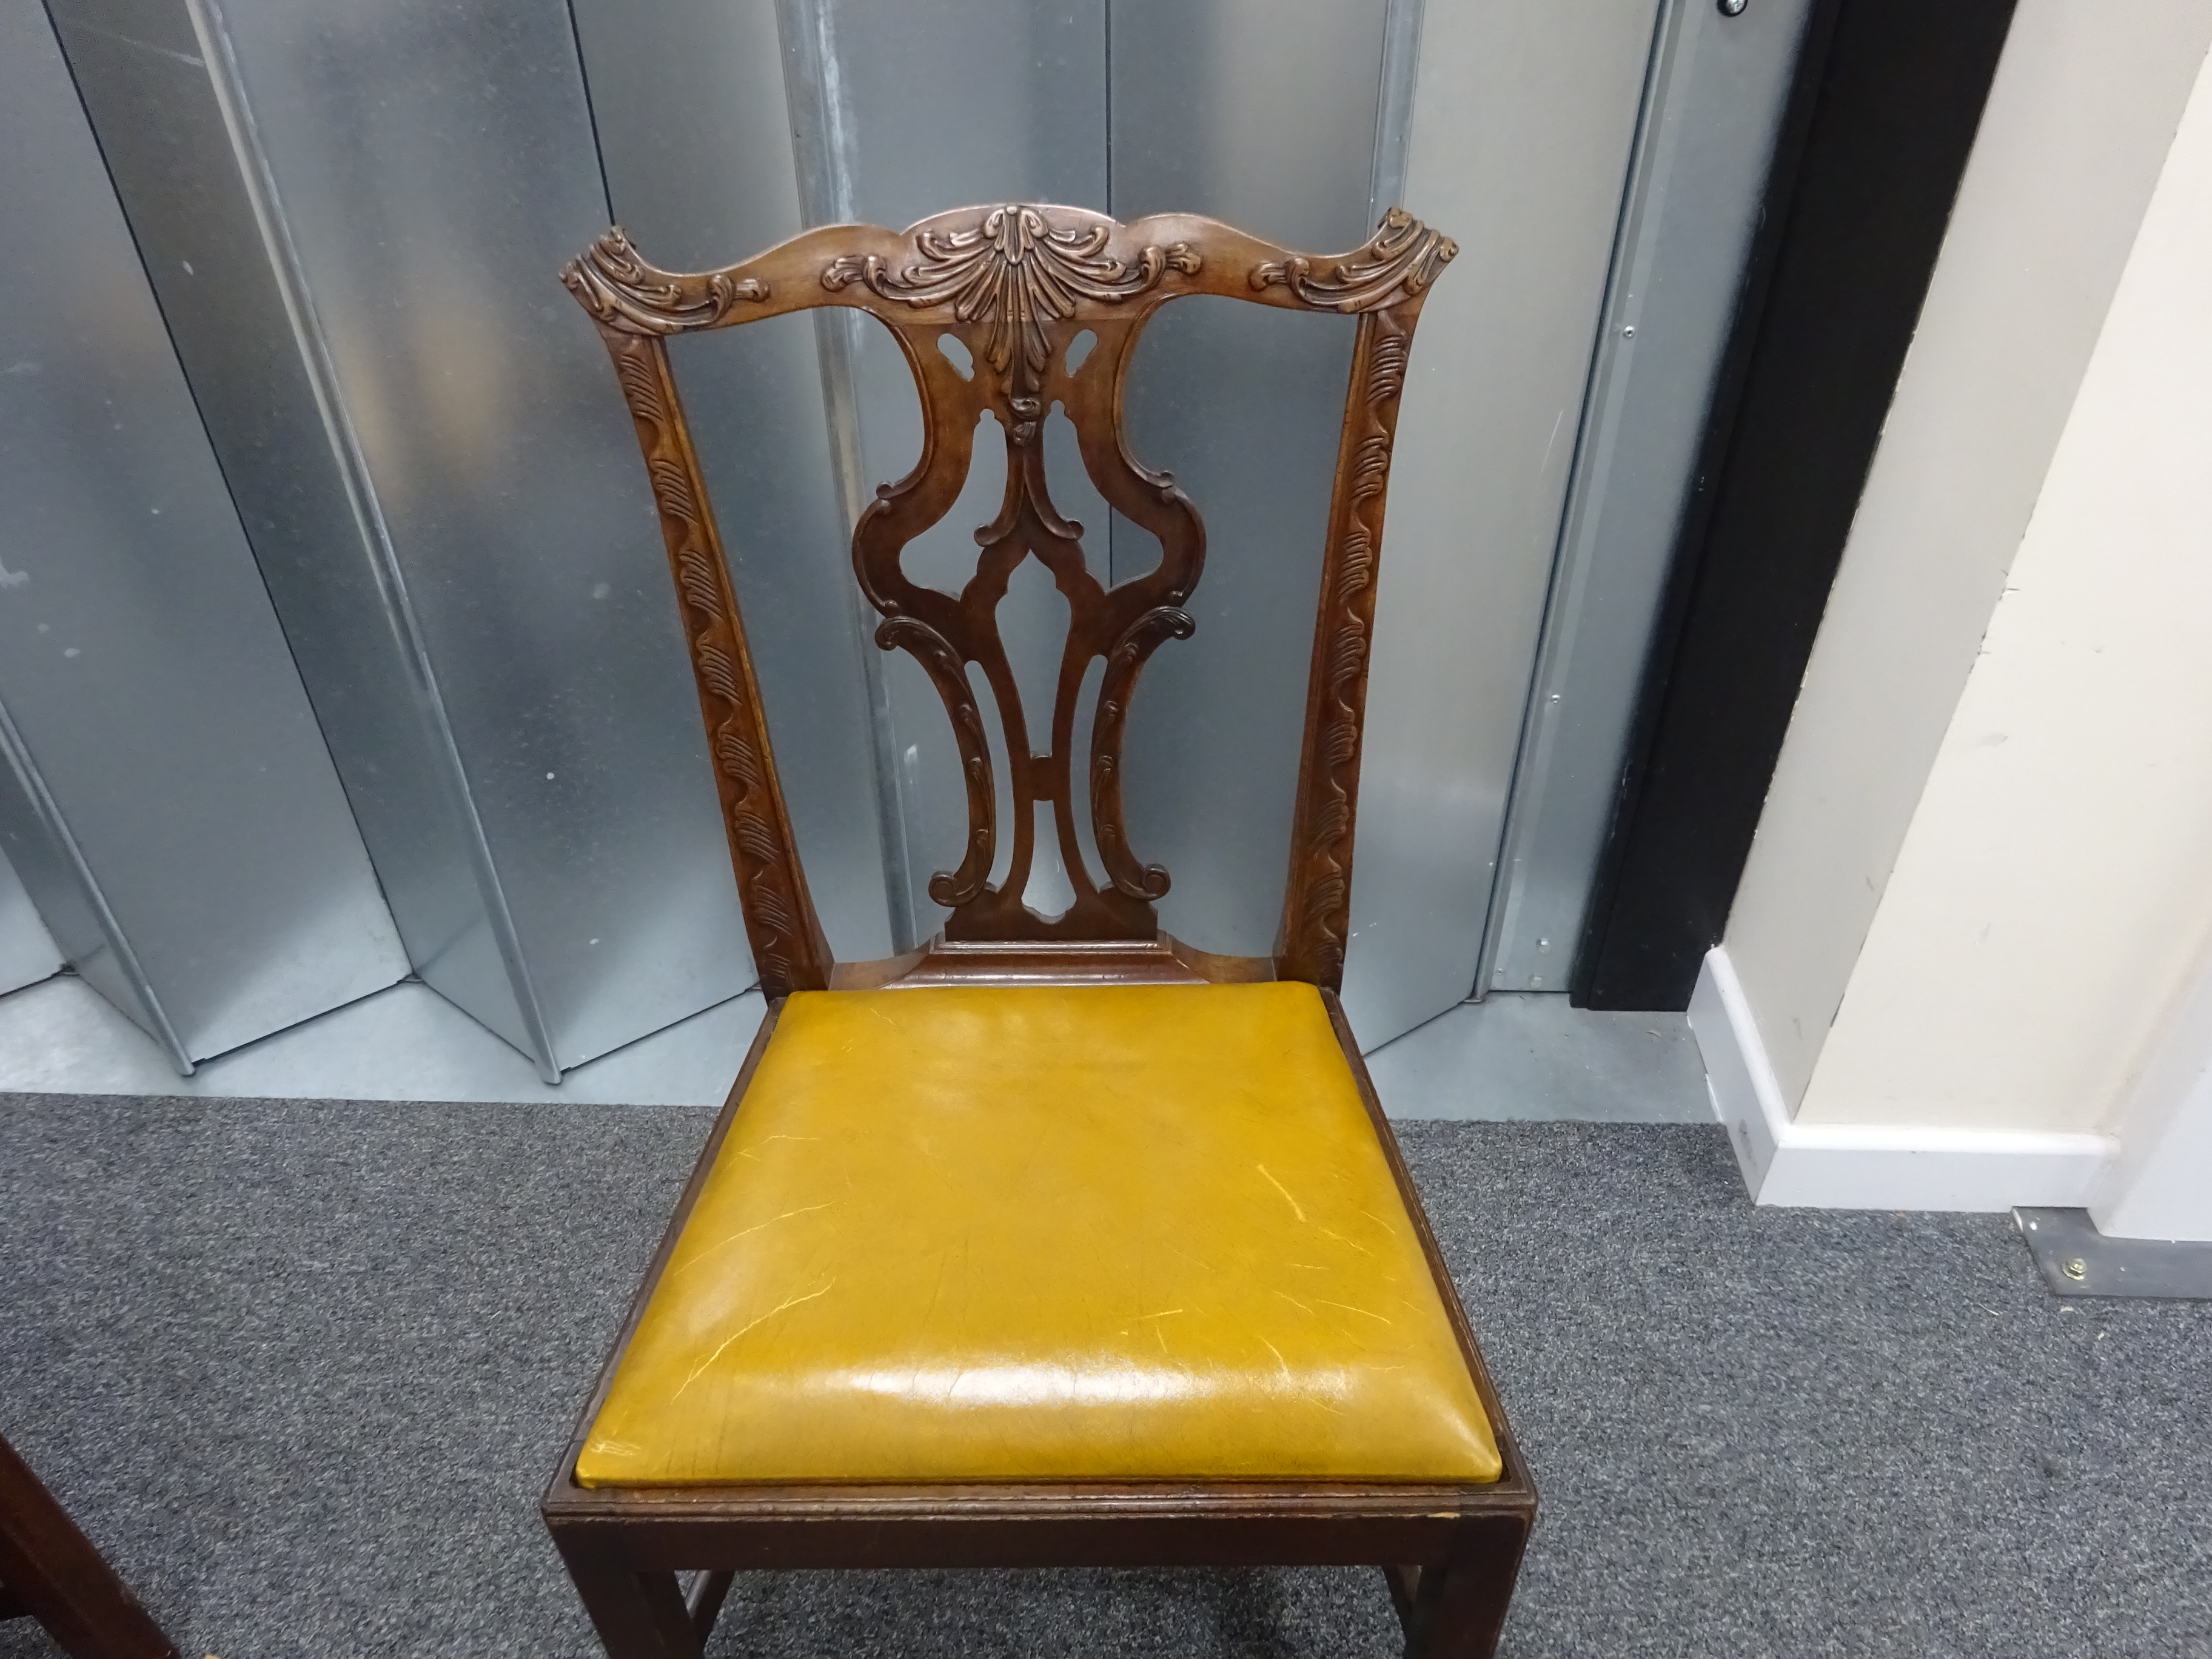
[
  {"xmin": 546, "ymin": 203, "xmax": 1535, "ymax": 1657},
  {"xmin": 0, "ymin": 1432, "xmax": 179, "ymax": 1659}
]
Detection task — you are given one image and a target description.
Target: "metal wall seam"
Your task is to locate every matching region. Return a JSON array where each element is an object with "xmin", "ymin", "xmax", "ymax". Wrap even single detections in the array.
[
  {"xmin": 0, "ymin": 846, "xmax": 62, "ymax": 999},
  {"xmin": 1108, "ymin": 0, "xmax": 1386, "ymax": 966},
  {"xmin": 1369, "ymin": 0, "xmax": 1426, "ymax": 224},
  {"xmin": 762, "ymin": 0, "xmax": 1108, "ymax": 951},
  {"xmin": 8, "ymin": 0, "xmax": 411, "ymax": 1065},
  {"xmin": 1478, "ymin": 0, "xmax": 1688, "ymax": 997},
  {"xmin": 1345, "ymin": 0, "xmax": 1667, "ymax": 1046},
  {"xmin": 773, "ymin": 0, "xmax": 918, "ymax": 951},
  {"xmin": 0, "ymin": 698, "xmax": 192, "ymax": 1072},
  {"xmin": 183, "ymin": 0, "xmax": 563, "ymax": 1081},
  {"xmin": 1480, "ymin": 0, "xmax": 1814, "ymax": 994}
]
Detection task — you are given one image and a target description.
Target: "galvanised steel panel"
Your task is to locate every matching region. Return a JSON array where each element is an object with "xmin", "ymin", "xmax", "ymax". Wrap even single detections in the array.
[
  {"xmin": 0, "ymin": 703, "xmax": 173, "ymax": 1053},
  {"xmin": 1342, "ymin": 0, "xmax": 1664, "ymax": 1047},
  {"xmin": 209, "ymin": 0, "xmax": 751, "ymax": 1068},
  {"xmin": 0, "ymin": 0, "xmax": 407, "ymax": 1061},
  {"xmin": 568, "ymin": 0, "xmax": 894, "ymax": 964},
  {"xmin": 1108, "ymin": 0, "xmax": 1390, "ymax": 961},
  {"xmin": 1481, "ymin": 0, "xmax": 1813, "ymax": 992},
  {"xmin": 45, "ymin": 0, "xmax": 545, "ymax": 1065},
  {"xmin": 0, "ymin": 848, "xmax": 61, "ymax": 999}
]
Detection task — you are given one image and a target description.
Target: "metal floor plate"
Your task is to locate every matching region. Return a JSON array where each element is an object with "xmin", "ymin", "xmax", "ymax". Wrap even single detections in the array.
[
  {"xmin": 1363, "ymin": 992, "xmax": 1716, "ymax": 1123},
  {"xmin": 0, "ymin": 976, "xmax": 1715, "ymax": 1124},
  {"xmin": 2014, "ymin": 1208, "xmax": 2212, "ymax": 1300},
  {"xmin": 0, "ymin": 974, "xmax": 762, "ymax": 1105}
]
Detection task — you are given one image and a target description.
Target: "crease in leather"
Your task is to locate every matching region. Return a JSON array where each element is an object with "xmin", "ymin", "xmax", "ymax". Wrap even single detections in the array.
[{"xmin": 578, "ymin": 981, "xmax": 1501, "ymax": 1486}]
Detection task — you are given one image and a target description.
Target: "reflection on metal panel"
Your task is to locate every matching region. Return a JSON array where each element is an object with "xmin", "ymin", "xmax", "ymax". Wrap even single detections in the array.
[
  {"xmin": 0, "ymin": 848, "xmax": 62, "ymax": 999},
  {"xmin": 1483, "ymin": 0, "xmax": 1812, "ymax": 993},
  {"xmin": 1346, "ymin": 0, "xmax": 1664, "ymax": 1047},
  {"xmin": 46, "ymin": 0, "xmax": 545, "ymax": 1067},
  {"xmin": 1116, "ymin": 298, "xmax": 1356, "ymax": 959},
  {"xmin": 206, "ymin": 0, "xmax": 751, "ymax": 1068},
  {"xmin": 814, "ymin": 0, "xmax": 1108, "ymax": 943},
  {"xmin": 570, "ymin": 0, "xmax": 894, "ymax": 963},
  {"xmin": 0, "ymin": 0, "xmax": 407, "ymax": 1061},
  {"xmin": 0, "ymin": 702, "xmax": 172, "ymax": 1053},
  {"xmin": 1109, "ymin": 0, "xmax": 1387, "ymax": 959}
]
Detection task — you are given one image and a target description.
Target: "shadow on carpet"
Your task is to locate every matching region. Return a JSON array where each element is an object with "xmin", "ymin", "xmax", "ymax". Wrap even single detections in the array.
[{"xmin": 1, "ymin": 1095, "xmax": 2204, "ymax": 1657}]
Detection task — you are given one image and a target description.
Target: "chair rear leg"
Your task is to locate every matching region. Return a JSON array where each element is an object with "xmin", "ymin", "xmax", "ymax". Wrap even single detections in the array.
[
  {"xmin": 685, "ymin": 1570, "xmax": 736, "ymax": 1644},
  {"xmin": 553, "ymin": 1533, "xmax": 702, "ymax": 1659}
]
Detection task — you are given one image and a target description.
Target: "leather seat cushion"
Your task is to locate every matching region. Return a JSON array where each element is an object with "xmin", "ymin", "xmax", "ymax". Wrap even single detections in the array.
[{"xmin": 576, "ymin": 980, "xmax": 1501, "ymax": 1486}]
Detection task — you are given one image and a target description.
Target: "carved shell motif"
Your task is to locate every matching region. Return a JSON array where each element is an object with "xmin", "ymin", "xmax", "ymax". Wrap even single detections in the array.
[
  {"xmin": 1251, "ymin": 207, "xmax": 1457, "ymax": 313},
  {"xmin": 822, "ymin": 205, "xmax": 1201, "ymax": 382},
  {"xmin": 561, "ymin": 228, "xmax": 768, "ymax": 335}
]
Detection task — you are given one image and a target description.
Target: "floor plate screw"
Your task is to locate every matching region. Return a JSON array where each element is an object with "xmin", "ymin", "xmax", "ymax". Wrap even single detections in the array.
[{"xmin": 2062, "ymin": 1258, "xmax": 2088, "ymax": 1281}]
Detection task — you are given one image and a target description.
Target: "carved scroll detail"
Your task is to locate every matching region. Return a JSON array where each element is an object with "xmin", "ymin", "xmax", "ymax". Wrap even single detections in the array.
[
  {"xmin": 1279, "ymin": 305, "xmax": 1424, "ymax": 989},
  {"xmin": 592, "ymin": 330, "xmax": 828, "ymax": 996},
  {"xmin": 1090, "ymin": 606, "xmax": 1196, "ymax": 900},
  {"xmin": 1251, "ymin": 207, "xmax": 1457, "ymax": 315},
  {"xmin": 823, "ymin": 206, "xmax": 1200, "ymax": 384},
  {"xmin": 877, "ymin": 616, "xmax": 997, "ymax": 906},
  {"xmin": 561, "ymin": 228, "xmax": 768, "ymax": 335}
]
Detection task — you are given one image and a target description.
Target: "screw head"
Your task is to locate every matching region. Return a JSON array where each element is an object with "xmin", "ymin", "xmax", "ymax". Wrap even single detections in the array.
[
  {"xmin": 1718, "ymin": 0, "xmax": 1748, "ymax": 14},
  {"xmin": 2062, "ymin": 1257, "xmax": 2088, "ymax": 1281}
]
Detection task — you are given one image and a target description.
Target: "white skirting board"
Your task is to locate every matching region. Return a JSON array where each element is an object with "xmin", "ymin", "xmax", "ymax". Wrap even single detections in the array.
[{"xmin": 1687, "ymin": 947, "xmax": 2114, "ymax": 1210}]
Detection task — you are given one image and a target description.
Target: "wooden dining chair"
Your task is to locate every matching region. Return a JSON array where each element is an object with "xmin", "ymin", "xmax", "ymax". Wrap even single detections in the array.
[{"xmin": 544, "ymin": 201, "xmax": 1535, "ymax": 1658}]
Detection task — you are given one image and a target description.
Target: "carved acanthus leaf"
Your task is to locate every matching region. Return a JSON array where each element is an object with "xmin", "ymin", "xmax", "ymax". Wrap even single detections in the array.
[
  {"xmin": 822, "ymin": 206, "xmax": 1201, "ymax": 380},
  {"xmin": 1250, "ymin": 207, "xmax": 1457, "ymax": 314},
  {"xmin": 561, "ymin": 228, "xmax": 767, "ymax": 335}
]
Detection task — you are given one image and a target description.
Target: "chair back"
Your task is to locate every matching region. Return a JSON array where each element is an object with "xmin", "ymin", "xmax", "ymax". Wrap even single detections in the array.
[{"xmin": 564, "ymin": 203, "xmax": 1455, "ymax": 997}]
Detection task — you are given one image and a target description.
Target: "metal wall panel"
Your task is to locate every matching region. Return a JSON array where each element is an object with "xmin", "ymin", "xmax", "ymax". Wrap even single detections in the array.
[
  {"xmin": 0, "ymin": 0, "xmax": 407, "ymax": 1064},
  {"xmin": 1108, "ymin": 0, "xmax": 1390, "ymax": 960},
  {"xmin": 1343, "ymin": 0, "xmax": 1664, "ymax": 1047},
  {"xmin": 0, "ymin": 703, "xmax": 172, "ymax": 1048},
  {"xmin": 568, "ymin": 0, "xmax": 893, "ymax": 963},
  {"xmin": 1482, "ymin": 0, "xmax": 1813, "ymax": 993},
  {"xmin": 0, "ymin": 848, "xmax": 62, "ymax": 999},
  {"xmin": 45, "ymin": 0, "xmax": 544, "ymax": 1064},
  {"xmin": 189, "ymin": 0, "xmax": 752, "ymax": 1070}
]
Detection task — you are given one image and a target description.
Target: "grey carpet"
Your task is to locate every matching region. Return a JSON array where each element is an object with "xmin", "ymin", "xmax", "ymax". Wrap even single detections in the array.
[{"xmin": 0, "ymin": 1095, "xmax": 2205, "ymax": 1658}]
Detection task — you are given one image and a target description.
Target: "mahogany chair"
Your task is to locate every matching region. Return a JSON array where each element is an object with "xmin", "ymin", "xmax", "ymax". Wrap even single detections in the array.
[{"xmin": 543, "ymin": 202, "xmax": 1535, "ymax": 1658}]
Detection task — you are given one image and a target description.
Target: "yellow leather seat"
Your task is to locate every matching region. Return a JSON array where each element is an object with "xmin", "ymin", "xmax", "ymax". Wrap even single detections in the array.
[{"xmin": 577, "ymin": 980, "xmax": 1500, "ymax": 1487}]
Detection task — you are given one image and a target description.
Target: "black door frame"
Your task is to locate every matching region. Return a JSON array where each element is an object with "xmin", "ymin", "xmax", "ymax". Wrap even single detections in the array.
[{"xmin": 1572, "ymin": 0, "xmax": 2021, "ymax": 1010}]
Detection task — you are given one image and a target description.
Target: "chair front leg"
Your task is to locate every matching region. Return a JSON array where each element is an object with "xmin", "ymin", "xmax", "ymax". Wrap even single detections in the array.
[
  {"xmin": 1393, "ymin": 1517, "xmax": 1530, "ymax": 1659},
  {"xmin": 552, "ymin": 1532, "xmax": 702, "ymax": 1659}
]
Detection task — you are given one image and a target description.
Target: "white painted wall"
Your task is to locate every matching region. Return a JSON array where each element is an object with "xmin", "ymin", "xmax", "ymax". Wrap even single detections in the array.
[
  {"xmin": 1722, "ymin": 0, "xmax": 2212, "ymax": 1114},
  {"xmin": 1786, "ymin": 30, "xmax": 2212, "ymax": 1136},
  {"xmin": 2093, "ymin": 940, "xmax": 2212, "ymax": 1241}
]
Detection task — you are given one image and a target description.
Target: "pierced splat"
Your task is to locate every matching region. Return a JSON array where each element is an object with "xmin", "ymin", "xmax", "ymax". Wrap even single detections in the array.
[
  {"xmin": 851, "ymin": 303, "xmax": 1201, "ymax": 942},
  {"xmin": 563, "ymin": 202, "xmax": 1454, "ymax": 990}
]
